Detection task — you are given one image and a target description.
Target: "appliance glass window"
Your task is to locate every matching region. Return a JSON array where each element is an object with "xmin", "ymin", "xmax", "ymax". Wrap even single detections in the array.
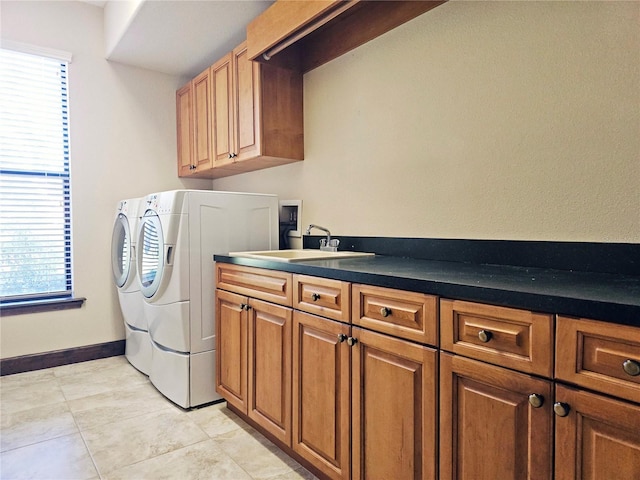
[
  {"xmin": 111, "ymin": 214, "xmax": 130, "ymax": 288},
  {"xmin": 138, "ymin": 211, "xmax": 164, "ymax": 298}
]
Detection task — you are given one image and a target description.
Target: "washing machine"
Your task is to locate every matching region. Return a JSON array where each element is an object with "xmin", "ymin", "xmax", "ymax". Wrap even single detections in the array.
[
  {"xmin": 137, "ymin": 189, "xmax": 278, "ymax": 408},
  {"xmin": 111, "ymin": 198, "xmax": 151, "ymax": 375}
]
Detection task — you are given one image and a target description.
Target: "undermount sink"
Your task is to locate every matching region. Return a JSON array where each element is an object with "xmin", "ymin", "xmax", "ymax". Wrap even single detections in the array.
[{"xmin": 228, "ymin": 249, "xmax": 375, "ymax": 263}]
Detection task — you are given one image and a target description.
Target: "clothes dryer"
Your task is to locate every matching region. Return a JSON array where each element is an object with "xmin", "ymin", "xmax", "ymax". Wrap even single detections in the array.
[
  {"xmin": 111, "ymin": 198, "xmax": 151, "ymax": 375},
  {"xmin": 137, "ymin": 190, "xmax": 278, "ymax": 408}
]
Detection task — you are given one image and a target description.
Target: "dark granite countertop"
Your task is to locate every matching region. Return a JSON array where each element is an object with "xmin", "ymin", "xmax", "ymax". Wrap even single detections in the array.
[{"xmin": 213, "ymin": 253, "xmax": 640, "ymax": 327}]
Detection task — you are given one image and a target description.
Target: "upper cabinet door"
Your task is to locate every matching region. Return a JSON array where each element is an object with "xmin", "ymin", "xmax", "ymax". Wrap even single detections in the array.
[
  {"xmin": 176, "ymin": 82, "xmax": 193, "ymax": 176},
  {"xmin": 233, "ymin": 42, "xmax": 261, "ymax": 162},
  {"xmin": 211, "ymin": 53, "xmax": 234, "ymax": 168},
  {"xmin": 192, "ymin": 68, "xmax": 213, "ymax": 173}
]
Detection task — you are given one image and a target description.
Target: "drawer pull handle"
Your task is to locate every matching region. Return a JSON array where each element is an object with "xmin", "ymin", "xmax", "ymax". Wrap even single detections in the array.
[
  {"xmin": 380, "ymin": 307, "xmax": 392, "ymax": 317},
  {"xmin": 337, "ymin": 334, "xmax": 347, "ymax": 343},
  {"xmin": 528, "ymin": 393, "xmax": 544, "ymax": 408},
  {"xmin": 311, "ymin": 293, "xmax": 321, "ymax": 301},
  {"xmin": 478, "ymin": 330, "xmax": 493, "ymax": 343},
  {"xmin": 622, "ymin": 359, "xmax": 640, "ymax": 377},
  {"xmin": 553, "ymin": 402, "xmax": 570, "ymax": 417}
]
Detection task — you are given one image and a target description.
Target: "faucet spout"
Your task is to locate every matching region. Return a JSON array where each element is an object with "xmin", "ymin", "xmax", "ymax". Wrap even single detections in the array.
[{"xmin": 305, "ymin": 224, "xmax": 331, "ymax": 241}]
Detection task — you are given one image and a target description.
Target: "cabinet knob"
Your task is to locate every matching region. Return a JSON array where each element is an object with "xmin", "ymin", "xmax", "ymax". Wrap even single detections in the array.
[
  {"xmin": 347, "ymin": 337, "xmax": 358, "ymax": 347},
  {"xmin": 478, "ymin": 330, "xmax": 493, "ymax": 343},
  {"xmin": 311, "ymin": 293, "xmax": 321, "ymax": 301},
  {"xmin": 228, "ymin": 153, "xmax": 237, "ymax": 159},
  {"xmin": 239, "ymin": 303, "xmax": 251, "ymax": 311},
  {"xmin": 380, "ymin": 307, "xmax": 392, "ymax": 317},
  {"xmin": 337, "ymin": 334, "xmax": 347, "ymax": 343},
  {"xmin": 622, "ymin": 359, "xmax": 640, "ymax": 377},
  {"xmin": 553, "ymin": 402, "xmax": 570, "ymax": 417},
  {"xmin": 528, "ymin": 393, "xmax": 544, "ymax": 408}
]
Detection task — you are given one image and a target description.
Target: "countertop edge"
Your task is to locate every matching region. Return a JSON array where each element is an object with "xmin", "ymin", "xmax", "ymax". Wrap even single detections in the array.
[{"xmin": 213, "ymin": 254, "xmax": 640, "ymax": 328}]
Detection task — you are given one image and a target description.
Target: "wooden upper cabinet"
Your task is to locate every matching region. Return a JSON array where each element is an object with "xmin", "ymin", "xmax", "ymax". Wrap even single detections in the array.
[
  {"xmin": 176, "ymin": 82, "xmax": 193, "ymax": 176},
  {"xmin": 247, "ymin": 0, "xmax": 446, "ymax": 73},
  {"xmin": 233, "ymin": 43, "xmax": 261, "ymax": 162},
  {"xmin": 177, "ymin": 41, "xmax": 303, "ymax": 179},
  {"xmin": 192, "ymin": 67, "xmax": 213, "ymax": 173},
  {"xmin": 211, "ymin": 53, "xmax": 234, "ymax": 168}
]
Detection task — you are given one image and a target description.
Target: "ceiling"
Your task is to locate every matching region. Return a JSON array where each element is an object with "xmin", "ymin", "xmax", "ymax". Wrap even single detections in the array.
[{"xmin": 98, "ymin": 1, "xmax": 274, "ymax": 78}]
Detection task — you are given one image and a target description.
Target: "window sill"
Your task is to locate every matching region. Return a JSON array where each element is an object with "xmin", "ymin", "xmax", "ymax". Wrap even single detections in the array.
[{"xmin": 0, "ymin": 297, "xmax": 86, "ymax": 316}]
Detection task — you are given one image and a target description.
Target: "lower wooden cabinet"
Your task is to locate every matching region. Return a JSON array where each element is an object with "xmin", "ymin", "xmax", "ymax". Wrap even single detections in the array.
[
  {"xmin": 292, "ymin": 310, "xmax": 351, "ymax": 479},
  {"xmin": 439, "ymin": 352, "xmax": 553, "ymax": 480},
  {"xmin": 554, "ymin": 385, "xmax": 640, "ymax": 479},
  {"xmin": 216, "ymin": 289, "xmax": 293, "ymax": 445},
  {"xmin": 291, "ymin": 311, "xmax": 438, "ymax": 480},
  {"xmin": 352, "ymin": 326, "xmax": 437, "ymax": 480},
  {"xmin": 216, "ymin": 267, "xmax": 640, "ymax": 480}
]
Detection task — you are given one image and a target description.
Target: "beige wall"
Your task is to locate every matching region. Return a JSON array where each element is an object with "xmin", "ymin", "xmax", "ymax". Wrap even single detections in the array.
[
  {"xmin": 214, "ymin": 1, "xmax": 640, "ymax": 244},
  {"xmin": 0, "ymin": 1, "xmax": 211, "ymax": 359}
]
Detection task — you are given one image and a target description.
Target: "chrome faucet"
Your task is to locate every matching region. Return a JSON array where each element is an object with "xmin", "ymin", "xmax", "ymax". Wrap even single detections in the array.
[{"xmin": 305, "ymin": 224, "xmax": 339, "ymax": 251}]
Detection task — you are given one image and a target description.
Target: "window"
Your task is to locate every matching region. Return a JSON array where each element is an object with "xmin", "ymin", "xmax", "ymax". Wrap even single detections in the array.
[{"xmin": 0, "ymin": 45, "xmax": 81, "ymax": 312}]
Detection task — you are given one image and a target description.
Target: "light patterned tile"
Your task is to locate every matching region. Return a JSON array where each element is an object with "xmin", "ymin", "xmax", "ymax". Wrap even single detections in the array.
[
  {"xmin": 1, "ymin": 401, "xmax": 78, "ymax": 452},
  {"xmin": 0, "ymin": 433, "xmax": 98, "ymax": 480},
  {"xmin": 103, "ymin": 439, "xmax": 253, "ymax": 480},
  {"xmin": 0, "ymin": 368, "xmax": 56, "ymax": 389},
  {"xmin": 0, "ymin": 377, "xmax": 66, "ymax": 415},
  {"xmin": 52, "ymin": 356, "xmax": 130, "ymax": 378},
  {"xmin": 187, "ymin": 401, "xmax": 250, "ymax": 437},
  {"xmin": 82, "ymin": 408, "xmax": 208, "ymax": 475},
  {"xmin": 68, "ymin": 382, "xmax": 174, "ymax": 431},
  {"xmin": 57, "ymin": 359, "xmax": 149, "ymax": 401},
  {"xmin": 214, "ymin": 425, "xmax": 301, "ymax": 479}
]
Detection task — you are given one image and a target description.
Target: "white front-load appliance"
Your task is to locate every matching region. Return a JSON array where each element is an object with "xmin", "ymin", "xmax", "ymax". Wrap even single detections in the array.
[
  {"xmin": 111, "ymin": 198, "xmax": 151, "ymax": 375},
  {"xmin": 137, "ymin": 189, "xmax": 278, "ymax": 408}
]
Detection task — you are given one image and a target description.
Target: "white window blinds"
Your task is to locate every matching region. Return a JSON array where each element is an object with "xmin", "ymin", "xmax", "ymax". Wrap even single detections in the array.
[{"xmin": 0, "ymin": 47, "xmax": 72, "ymax": 302}]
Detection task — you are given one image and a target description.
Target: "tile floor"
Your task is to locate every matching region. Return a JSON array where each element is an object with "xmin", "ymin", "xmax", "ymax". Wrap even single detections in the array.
[{"xmin": 0, "ymin": 356, "xmax": 318, "ymax": 480}]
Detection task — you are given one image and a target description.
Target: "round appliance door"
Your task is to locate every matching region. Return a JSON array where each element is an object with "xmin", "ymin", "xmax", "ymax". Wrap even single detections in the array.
[
  {"xmin": 111, "ymin": 213, "xmax": 132, "ymax": 288},
  {"xmin": 137, "ymin": 210, "xmax": 165, "ymax": 298}
]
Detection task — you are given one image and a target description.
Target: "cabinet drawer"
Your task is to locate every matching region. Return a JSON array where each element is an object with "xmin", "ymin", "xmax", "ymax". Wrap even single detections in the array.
[
  {"xmin": 440, "ymin": 299, "xmax": 554, "ymax": 377},
  {"xmin": 293, "ymin": 275, "xmax": 350, "ymax": 322},
  {"xmin": 352, "ymin": 284, "xmax": 438, "ymax": 346},
  {"xmin": 556, "ymin": 316, "xmax": 640, "ymax": 404},
  {"xmin": 216, "ymin": 263, "xmax": 292, "ymax": 306}
]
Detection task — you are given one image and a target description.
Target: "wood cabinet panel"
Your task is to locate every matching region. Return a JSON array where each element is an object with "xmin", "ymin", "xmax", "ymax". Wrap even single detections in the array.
[
  {"xmin": 211, "ymin": 53, "xmax": 234, "ymax": 167},
  {"xmin": 293, "ymin": 274, "xmax": 350, "ymax": 322},
  {"xmin": 233, "ymin": 44, "xmax": 261, "ymax": 161},
  {"xmin": 248, "ymin": 298, "xmax": 292, "ymax": 446},
  {"xmin": 292, "ymin": 311, "xmax": 350, "ymax": 480},
  {"xmin": 192, "ymin": 67, "xmax": 212, "ymax": 172},
  {"xmin": 441, "ymin": 299, "xmax": 554, "ymax": 377},
  {"xmin": 556, "ymin": 316, "xmax": 640, "ymax": 403},
  {"xmin": 352, "ymin": 327, "xmax": 437, "ymax": 480},
  {"xmin": 247, "ymin": 0, "xmax": 445, "ymax": 73},
  {"xmin": 215, "ymin": 289, "xmax": 247, "ymax": 413},
  {"xmin": 440, "ymin": 352, "xmax": 553, "ymax": 480},
  {"xmin": 352, "ymin": 284, "xmax": 437, "ymax": 346},
  {"xmin": 176, "ymin": 82, "xmax": 192, "ymax": 176},
  {"xmin": 555, "ymin": 384, "xmax": 640, "ymax": 480},
  {"xmin": 215, "ymin": 263, "xmax": 292, "ymax": 306}
]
